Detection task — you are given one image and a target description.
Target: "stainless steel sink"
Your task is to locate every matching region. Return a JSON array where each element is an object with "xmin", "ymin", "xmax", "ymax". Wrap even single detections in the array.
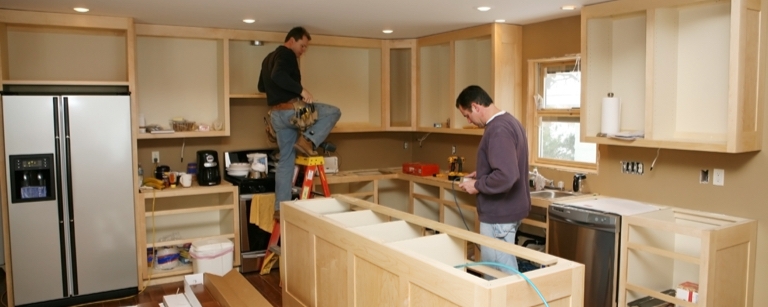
[{"xmin": 529, "ymin": 190, "xmax": 579, "ymax": 199}]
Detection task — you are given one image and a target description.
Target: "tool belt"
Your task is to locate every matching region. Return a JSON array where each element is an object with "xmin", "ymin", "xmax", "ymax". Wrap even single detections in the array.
[{"xmin": 264, "ymin": 98, "xmax": 318, "ymax": 143}]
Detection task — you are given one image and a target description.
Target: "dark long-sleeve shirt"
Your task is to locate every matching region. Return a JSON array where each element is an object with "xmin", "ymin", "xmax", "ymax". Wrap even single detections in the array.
[
  {"xmin": 258, "ymin": 45, "xmax": 303, "ymax": 106},
  {"xmin": 473, "ymin": 112, "xmax": 531, "ymax": 224}
]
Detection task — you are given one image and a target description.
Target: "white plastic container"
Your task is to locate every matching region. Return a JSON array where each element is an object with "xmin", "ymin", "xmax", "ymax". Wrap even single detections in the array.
[{"xmin": 189, "ymin": 237, "xmax": 234, "ymax": 276}]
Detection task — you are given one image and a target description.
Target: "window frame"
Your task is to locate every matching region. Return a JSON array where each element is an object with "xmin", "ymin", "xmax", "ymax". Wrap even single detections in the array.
[{"xmin": 526, "ymin": 56, "xmax": 597, "ymax": 172}]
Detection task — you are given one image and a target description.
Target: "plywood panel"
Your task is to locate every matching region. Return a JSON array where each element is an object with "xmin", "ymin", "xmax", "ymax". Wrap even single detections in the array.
[
  {"xmin": 354, "ymin": 257, "xmax": 399, "ymax": 306},
  {"xmin": 316, "ymin": 238, "xmax": 348, "ymax": 307},
  {"xmin": 410, "ymin": 283, "xmax": 460, "ymax": 307},
  {"xmin": 136, "ymin": 36, "xmax": 223, "ymax": 127},
  {"xmin": 229, "ymin": 40, "xmax": 282, "ymax": 95},
  {"xmin": 6, "ymin": 26, "xmax": 126, "ymax": 81},
  {"xmin": 284, "ymin": 222, "xmax": 315, "ymax": 306}
]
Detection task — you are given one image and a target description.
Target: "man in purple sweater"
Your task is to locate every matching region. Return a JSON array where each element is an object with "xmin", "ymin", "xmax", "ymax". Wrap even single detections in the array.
[{"xmin": 456, "ymin": 85, "xmax": 531, "ymax": 274}]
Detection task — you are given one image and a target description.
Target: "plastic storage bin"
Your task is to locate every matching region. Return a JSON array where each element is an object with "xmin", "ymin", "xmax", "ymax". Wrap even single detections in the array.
[{"xmin": 190, "ymin": 237, "xmax": 234, "ymax": 276}]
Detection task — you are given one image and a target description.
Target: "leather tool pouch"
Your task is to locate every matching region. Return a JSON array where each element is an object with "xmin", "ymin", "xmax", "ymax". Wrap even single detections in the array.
[
  {"xmin": 264, "ymin": 111, "xmax": 277, "ymax": 143},
  {"xmin": 289, "ymin": 100, "xmax": 318, "ymax": 130}
]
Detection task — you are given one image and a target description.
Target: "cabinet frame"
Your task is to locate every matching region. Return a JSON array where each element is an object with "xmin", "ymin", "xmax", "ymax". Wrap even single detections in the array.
[
  {"xmin": 618, "ymin": 207, "xmax": 757, "ymax": 306},
  {"xmin": 136, "ymin": 184, "xmax": 239, "ymax": 288},
  {"xmin": 580, "ymin": 0, "xmax": 764, "ymax": 153},
  {"xmin": 416, "ymin": 23, "xmax": 522, "ymax": 135}
]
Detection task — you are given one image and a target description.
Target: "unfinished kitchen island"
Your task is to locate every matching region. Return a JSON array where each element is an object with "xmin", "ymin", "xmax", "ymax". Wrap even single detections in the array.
[{"xmin": 279, "ymin": 194, "xmax": 585, "ymax": 307}]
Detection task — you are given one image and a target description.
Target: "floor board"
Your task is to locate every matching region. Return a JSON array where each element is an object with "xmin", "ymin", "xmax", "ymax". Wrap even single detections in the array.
[{"xmin": 0, "ymin": 269, "xmax": 282, "ymax": 307}]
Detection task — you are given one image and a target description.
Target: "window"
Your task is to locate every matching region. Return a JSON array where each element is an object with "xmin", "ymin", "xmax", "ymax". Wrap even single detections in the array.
[{"xmin": 527, "ymin": 56, "xmax": 596, "ymax": 170}]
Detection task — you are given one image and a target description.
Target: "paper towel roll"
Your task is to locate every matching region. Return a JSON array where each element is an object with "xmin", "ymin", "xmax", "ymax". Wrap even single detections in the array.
[{"xmin": 601, "ymin": 95, "xmax": 621, "ymax": 135}]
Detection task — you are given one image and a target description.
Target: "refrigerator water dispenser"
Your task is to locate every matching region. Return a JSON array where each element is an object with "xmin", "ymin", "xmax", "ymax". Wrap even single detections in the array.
[{"xmin": 9, "ymin": 154, "xmax": 55, "ymax": 203}]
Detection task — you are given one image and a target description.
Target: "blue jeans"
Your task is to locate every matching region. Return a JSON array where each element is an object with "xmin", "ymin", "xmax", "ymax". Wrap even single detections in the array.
[
  {"xmin": 479, "ymin": 221, "xmax": 520, "ymax": 274},
  {"xmin": 270, "ymin": 102, "xmax": 341, "ymax": 210}
]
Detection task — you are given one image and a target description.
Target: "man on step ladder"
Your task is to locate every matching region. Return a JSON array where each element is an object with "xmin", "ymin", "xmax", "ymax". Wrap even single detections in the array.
[{"xmin": 259, "ymin": 26, "xmax": 340, "ymax": 275}]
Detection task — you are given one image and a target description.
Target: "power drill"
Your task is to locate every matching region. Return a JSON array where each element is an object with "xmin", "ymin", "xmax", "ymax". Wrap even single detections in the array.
[{"xmin": 447, "ymin": 155, "xmax": 466, "ymax": 181}]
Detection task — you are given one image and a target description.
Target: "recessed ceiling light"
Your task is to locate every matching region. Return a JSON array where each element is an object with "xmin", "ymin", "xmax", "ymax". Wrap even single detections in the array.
[
  {"xmin": 382, "ymin": 29, "xmax": 393, "ymax": 34},
  {"xmin": 243, "ymin": 19, "xmax": 256, "ymax": 24},
  {"xmin": 495, "ymin": 19, "xmax": 506, "ymax": 23},
  {"xmin": 73, "ymin": 7, "xmax": 89, "ymax": 13},
  {"xmin": 561, "ymin": 5, "xmax": 577, "ymax": 10},
  {"xmin": 477, "ymin": 6, "xmax": 491, "ymax": 12}
]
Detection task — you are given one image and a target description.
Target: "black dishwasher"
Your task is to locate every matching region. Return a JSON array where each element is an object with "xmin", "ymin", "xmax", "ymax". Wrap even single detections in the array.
[{"xmin": 548, "ymin": 204, "xmax": 621, "ymax": 307}]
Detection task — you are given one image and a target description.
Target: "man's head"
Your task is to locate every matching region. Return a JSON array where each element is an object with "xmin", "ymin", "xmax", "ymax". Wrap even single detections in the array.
[
  {"xmin": 284, "ymin": 26, "xmax": 311, "ymax": 57},
  {"xmin": 456, "ymin": 85, "xmax": 494, "ymax": 127}
]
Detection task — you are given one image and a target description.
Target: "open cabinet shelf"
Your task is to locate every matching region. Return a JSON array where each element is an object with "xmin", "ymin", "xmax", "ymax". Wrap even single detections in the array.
[
  {"xmin": 618, "ymin": 207, "xmax": 757, "ymax": 306},
  {"xmin": 581, "ymin": 0, "xmax": 764, "ymax": 152}
]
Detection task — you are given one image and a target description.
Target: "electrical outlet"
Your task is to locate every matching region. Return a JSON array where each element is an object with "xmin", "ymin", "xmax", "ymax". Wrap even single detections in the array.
[
  {"xmin": 403, "ymin": 142, "xmax": 408, "ymax": 149},
  {"xmin": 451, "ymin": 145, "xmax": 456, "ymax": 155},
  {"xmin": 152, "ymin": 151, "xmax": 160, "ymax": 163},
  {"xmin": 713, "ymin": 168, "xmax": 724, "ymax": 186},
  {"xmin": 700, "ymin": 169, "xmax": 709, "ymax": 184},
  {"xmin": 620, "ymin": 160, "xmax": 644, "ymax": 175}
]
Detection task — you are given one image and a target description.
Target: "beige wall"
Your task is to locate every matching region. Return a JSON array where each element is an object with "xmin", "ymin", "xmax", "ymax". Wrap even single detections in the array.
[{"xmin": 137, "ymin": 98, "xmax": 412, "ymax": 175}]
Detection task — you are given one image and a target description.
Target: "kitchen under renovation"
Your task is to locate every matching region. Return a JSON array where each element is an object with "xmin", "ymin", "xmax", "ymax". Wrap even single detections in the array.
[{"xmin": 0, "ymin": 0, "xmax": 765, "ymax": 306}]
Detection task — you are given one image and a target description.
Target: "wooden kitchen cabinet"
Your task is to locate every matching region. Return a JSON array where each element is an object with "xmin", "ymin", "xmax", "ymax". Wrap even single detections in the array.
[
  {"xmin": 228, "ymin": 40, "xmax": 282, "ymax": 99},
  {"xmin": 281, "ymin": 195, "xmax": 585, "ymax": 307},
  {"xmin": 137, "ymin": 184, "xmax": 239, "ymax": 287},
  {"xmin": 384, "ymin": 39, "xmax": 417, "ymax": 130},
  {"xmin": 417, "ymin": 23, "xmax": 522, "ymax": 135},
  {"xmin": 0, "ymin": 10, "xmax": 133, "ymax": 86},
  {"xmin": 618, "ymin": 207, "xmax": 757, "ymax": 306},
  {"xmin": 581, "ymin": 0, "xmax": 764, "ymax": 152},
  {"xmin": 135, "ymin": 25, "xmax": 231, "ymax": 139}
]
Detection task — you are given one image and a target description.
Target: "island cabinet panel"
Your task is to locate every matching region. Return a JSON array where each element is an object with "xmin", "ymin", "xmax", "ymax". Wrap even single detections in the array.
[{"xmin": 280, "ymin": 195, "xmax": 585, "ymax": 307}]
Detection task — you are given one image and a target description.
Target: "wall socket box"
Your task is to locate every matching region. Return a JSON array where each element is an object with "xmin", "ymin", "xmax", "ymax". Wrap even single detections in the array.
[{"xmin": 620, "ymin": 161, "xmax": 644, "ymax": 175}]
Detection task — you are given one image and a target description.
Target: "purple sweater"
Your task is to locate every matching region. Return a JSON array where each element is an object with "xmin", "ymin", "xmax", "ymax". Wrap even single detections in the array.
[{"xmin": 473, "ymin": 112, "xmax": 531, "ymax": 224}]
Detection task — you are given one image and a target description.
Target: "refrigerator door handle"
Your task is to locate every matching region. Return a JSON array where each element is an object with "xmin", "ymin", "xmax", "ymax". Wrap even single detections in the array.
[
  {"xmin": 62, "ymin": 97, "xmax": 80, "ymax": 295},
  {"xmin": 53, "ymin": 96, "xmax": 71, "ymax": 297}
]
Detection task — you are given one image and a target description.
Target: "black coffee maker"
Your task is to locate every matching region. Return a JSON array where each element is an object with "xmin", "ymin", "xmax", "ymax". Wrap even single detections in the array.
[{"xmin": 196, "ymin": 150, "xmax": 221, "ymax": 186}]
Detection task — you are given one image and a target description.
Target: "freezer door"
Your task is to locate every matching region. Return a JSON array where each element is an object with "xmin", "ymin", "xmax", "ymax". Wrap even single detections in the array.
[
  {"xmin": 65, "ymin": 95, "xmax": 138, "ymax": 294},
  {"xmin": 2, "ymin": 96, "xmax": 66, "ymax": 305}
]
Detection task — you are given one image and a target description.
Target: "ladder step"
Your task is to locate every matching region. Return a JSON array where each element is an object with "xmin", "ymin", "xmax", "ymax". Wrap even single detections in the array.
[{"xmin": 269, "ymin": 245, "xmax": 282, "ymax": 256}]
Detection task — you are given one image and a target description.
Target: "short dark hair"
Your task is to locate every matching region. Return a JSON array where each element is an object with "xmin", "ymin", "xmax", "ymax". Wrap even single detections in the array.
[
  {"xmin": 456, "ymin": 85, "xmax": 493, "ymax": 109},
  {"xmin": 285, "ymin": 27, "xmax": 311, "ymax": 42}
]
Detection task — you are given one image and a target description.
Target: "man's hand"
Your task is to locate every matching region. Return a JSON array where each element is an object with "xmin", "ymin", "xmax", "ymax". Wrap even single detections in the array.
[
  {"xmin": 301, "ymin": 88, "xmax": 314, "ymax": 103},
  {"xmin": 465, "ymin": 171, "xmax": 476, "ymax": 179},
  {"xmin": 459, "ymin": 178, "xmax": 478, "ymax": 195}
]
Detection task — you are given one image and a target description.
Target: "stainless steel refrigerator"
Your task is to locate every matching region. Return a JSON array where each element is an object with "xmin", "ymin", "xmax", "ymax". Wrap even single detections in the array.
[{"xmin": 2, "ymin": 86, "xmax": 138, "ymax": 306}]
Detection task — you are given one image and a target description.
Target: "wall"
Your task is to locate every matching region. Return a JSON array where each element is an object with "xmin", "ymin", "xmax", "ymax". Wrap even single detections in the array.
[{"xmin": 137, "ymin": 98, "xmax": 412, "ymax": 175}]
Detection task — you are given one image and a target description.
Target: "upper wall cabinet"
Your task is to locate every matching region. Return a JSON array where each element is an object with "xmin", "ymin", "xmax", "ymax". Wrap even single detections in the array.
[
  {"xmin": 581, "ymin": 0, "xmax": 765, "ymax": 153},
  {"xmin": 417, "ymin": 23, "xmax": 522, "ymax": 135},
  {"xmin": 384, "ymin": 39, "xmax": 417, "ymax": 131},
  {"xmin": 0, "ymin": 10, "xmax": 133, "ymax": 86},
  {"xmin": 229, "ymin": 40, "xmax": 282, "ymax": 98},
  {"xmin": 300, "ymin": 37, "xmax": 384, "ymax": 132},
  {"xmin": 135, "ymin": 25, "xmax": 231, "ymax": 139}
]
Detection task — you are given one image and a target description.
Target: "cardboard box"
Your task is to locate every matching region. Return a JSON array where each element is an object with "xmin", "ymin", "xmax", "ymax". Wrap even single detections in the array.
[
  {"xmin": 184, "ymin": 269, "xmax": 271, "ymax": 307},
  {"xmin": 163, "ymin": 293, "xmax": 192, "ymax": 307},
  {"xmin": 675, "ymin": 281, "xmax": 699, "ymax": 305}
]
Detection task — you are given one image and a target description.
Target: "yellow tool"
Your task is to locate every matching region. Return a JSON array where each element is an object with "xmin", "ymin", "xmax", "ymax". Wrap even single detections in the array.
[{"xmin": 448, "ymin": 155, "xmax": 466, "ymax": 181}]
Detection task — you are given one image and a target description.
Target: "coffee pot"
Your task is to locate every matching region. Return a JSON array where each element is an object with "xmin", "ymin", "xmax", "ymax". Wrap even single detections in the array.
[{"xmin": 573, "ymin": 173, "xmax": 587, "ymax": 193}]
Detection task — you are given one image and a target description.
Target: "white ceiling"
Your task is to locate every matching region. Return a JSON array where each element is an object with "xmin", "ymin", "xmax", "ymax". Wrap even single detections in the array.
[{"xmin": 0, "ymin": 0, "xmax": 609, "ymax": 39}]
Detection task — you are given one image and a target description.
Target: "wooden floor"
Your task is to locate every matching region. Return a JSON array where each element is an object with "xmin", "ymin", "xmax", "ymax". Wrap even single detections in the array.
[{"xmin": 0, "ymin": 269, "xmax": 283, "ymax": 307}]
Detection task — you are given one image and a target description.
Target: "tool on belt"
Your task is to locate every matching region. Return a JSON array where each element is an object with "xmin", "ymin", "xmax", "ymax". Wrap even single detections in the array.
[{"xmin": 264, "ymin": 99, "xmax": 318, "ymax": 143}]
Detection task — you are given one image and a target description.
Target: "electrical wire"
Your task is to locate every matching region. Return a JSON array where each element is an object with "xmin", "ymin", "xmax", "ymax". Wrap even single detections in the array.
[
  {"xmin": 450, "ymin": 178, "xmax": 471, "ymax": 232},
  {"xmin": 181, "ymin": 138, "xmax": 186, "ymax": 163},
  {"xmin": 416, "ymin": 132, "xmax": 431, "ymax": 148},
  {"xmin": 650, "ymin": 148, "xmax": 660, "ymax": 171},
  {"xmin": 455, "ymin": 261, "xmax": 550, "ymax": 307}
]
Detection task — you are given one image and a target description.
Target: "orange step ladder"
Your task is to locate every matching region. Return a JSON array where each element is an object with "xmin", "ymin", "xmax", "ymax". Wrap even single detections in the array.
[{"xmin": 260, "ymin": 155, "xmax": 330, "ymax": 275}]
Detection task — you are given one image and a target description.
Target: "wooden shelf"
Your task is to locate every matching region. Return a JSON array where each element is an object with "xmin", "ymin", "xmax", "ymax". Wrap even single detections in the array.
[
  {"xmin": 148, "ymin": 263, "xmax": 193, "ymax": 279},
  {"xmin": 140, "ymin": 184, "xmax": 237, "ymax": 198},
  {"xmin": 229, "ymin": 93, "xmax": 267, "ymax": 99},
  {"xmin": 618, "ymin": 207, "xmax": 757, "ymax": 306},
  {"xmin": 415, "ymin": 127, "xmax": 483, "ymax": 135},
  {"xmin": 1, "ymin": 80, "xmax": 131, "ymax": 86},
  {"xmin": 136, "ymin": 130, "xmax": 228, "ymax": 139},
  {"xmin": 146, "ymin": 234, "xmax": 235, "ymax": 249},
  {"xmin": 145, "ymin": 204, "xmax": 234, "ymax": 217}
]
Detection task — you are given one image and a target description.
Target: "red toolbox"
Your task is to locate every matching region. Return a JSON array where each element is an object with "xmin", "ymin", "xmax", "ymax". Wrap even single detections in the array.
[{"xmin": 402, "ymin": 162, "xmax": 440, "ymax": 176}]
